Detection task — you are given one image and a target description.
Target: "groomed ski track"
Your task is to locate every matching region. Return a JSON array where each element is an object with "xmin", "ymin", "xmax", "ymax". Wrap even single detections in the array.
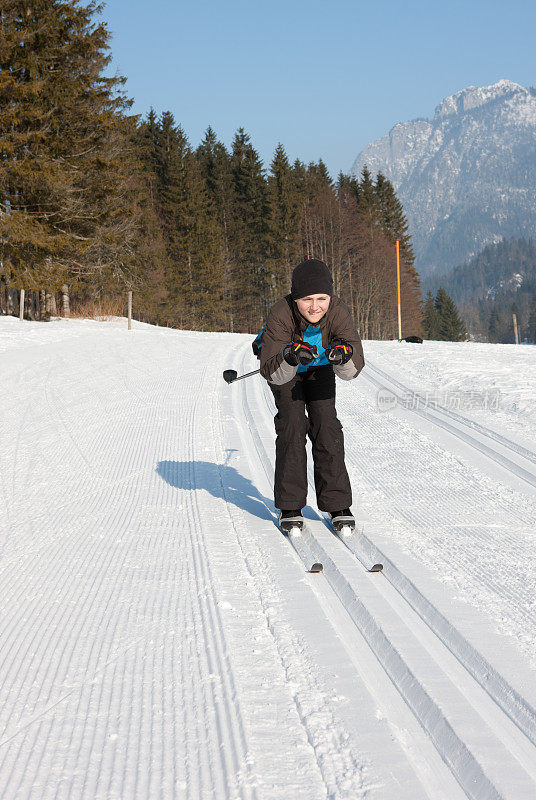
[
  {"xmin": 234, "ymin": 339, "xmax": 536, "ymax": 797},
  {"xmin": 0, "ymin": 319, "xmax": 535, "ymax": 799},
  {"xmin": 361, "ymin": 363, "xmax": 536, "ymax": 492}
]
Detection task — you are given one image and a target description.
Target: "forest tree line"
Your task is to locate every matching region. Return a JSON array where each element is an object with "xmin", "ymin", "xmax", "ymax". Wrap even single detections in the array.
[
  {"xmin": 423, "ymin": 238, "xmax": 536, "ymax": 343},
  {"xmin": 422, "ymin": 289, "xmax": 467, "ymax": 342},
  {"xmin": 0, "ymin": 0, "xmax": 422, "ymax": 338}
]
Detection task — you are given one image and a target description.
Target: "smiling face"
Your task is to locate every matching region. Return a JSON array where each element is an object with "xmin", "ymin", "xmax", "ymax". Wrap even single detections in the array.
[{"xmin": 295, "ymin": 293, "xmax": 331, "ymax": 323}]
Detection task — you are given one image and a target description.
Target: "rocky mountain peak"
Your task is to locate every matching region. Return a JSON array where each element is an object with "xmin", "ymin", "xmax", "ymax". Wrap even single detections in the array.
[
  {"xmin": 433, "ymin": 80, "xmax": 526, "ymax": 119},
  {"xmin": 351, "ymin": 81, "xmax": 536, "ymax": 276}
]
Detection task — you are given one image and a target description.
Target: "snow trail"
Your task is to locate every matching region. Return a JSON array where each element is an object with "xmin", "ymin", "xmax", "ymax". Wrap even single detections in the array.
[
  {"xmin": 240, "ymin": 344, "xmax": 536, "ymax": 799},
  {"xmin": 0, "ymin": 325, "xmax": 259, "ymax": 799},
  {"xmin": 1, "ymin": 318, "xmax": 535, "ymax": 799},
  {"xmin": 333, "ymin": 367, "xmax": 536, "ymax": 665}
]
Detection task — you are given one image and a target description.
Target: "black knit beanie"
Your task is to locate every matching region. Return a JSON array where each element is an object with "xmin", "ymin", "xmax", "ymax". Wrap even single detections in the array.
[{"xmin": 290, "ymin": 259, "xmax": 333, "ymax": 300}]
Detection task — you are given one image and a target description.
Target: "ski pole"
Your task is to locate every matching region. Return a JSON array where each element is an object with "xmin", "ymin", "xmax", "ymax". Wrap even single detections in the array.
[{"xmin": 223, "ymin": 368, "xmax": 260, "ymax": 384}]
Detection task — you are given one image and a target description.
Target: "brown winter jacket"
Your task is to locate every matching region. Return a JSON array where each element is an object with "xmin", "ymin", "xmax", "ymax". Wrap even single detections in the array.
[{"xmin": 260, "ymin": 295, "xmax": 365, "ymax": 385}]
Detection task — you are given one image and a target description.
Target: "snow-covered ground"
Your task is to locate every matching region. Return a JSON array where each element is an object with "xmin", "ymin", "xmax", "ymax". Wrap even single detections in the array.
[
  {"xmin": 0, "ymin": 316, "xmax": 535, "ymax": 799},
  {"xmin": 365, "ymin": 338, "xmax": 536, "ymax": 448}
]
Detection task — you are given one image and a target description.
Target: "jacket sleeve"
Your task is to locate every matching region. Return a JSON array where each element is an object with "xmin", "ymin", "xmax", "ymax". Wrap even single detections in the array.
[
  {"xmin": 260, "ymin": 304, "xmax": 298, "ymax": 385},
  {"xmin": 331, "ymin": 302, "xmax": 365, "ymax": 380}
]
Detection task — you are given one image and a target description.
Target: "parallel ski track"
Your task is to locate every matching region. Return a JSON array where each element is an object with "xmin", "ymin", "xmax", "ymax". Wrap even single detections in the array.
[
  {"xmin": 366, "ymin": 361, "xmax": 536, "ymax": 465},
  {"xmin": 221, "ymin": 353, "xmax": 369, "ymax": 799},
  {"xmin": 177, "ymin": 363, "xmax": 257, "ymax": 800},
  {"xmin": 342, "ymin": 362, "xmax": 536, "ymax": 650},
  {"xmin": 362, "ymin": 361, "xmax": 536, "ymax": 491},
  {"xmin": 238, "ymin": 343, "xmax": 536, "ymax": 800},
  {"xmin": 262, "ymin": 354, "xmax": 536, "ymax": 743}
]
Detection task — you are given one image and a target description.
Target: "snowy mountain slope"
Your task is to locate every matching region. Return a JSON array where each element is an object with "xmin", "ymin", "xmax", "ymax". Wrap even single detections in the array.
[
  {"xmin": 1, "ymin": 317, "xmax": 535, "ymax": 799},
  {"xmin": 351, "ymin": 80, "xmax": 536, "ymax": 274}
]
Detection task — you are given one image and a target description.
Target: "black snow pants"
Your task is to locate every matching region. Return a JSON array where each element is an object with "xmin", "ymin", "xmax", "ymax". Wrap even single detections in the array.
[{"xmin": 269, "ymin": 365, "xmax": 352, "ymax": 512}]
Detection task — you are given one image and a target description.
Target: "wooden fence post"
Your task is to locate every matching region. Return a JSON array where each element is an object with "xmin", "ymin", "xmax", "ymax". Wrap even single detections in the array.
[
  {"xmin": 513, "ymin": 313, "xmax": 519, "ymax": 345},
  {"xmin": 128, "ymin": 291, "xmax": 132, "ymax": 330},
  {"xmin": 19, "ymin": 289, "xmax": 25, "ymax": 321}
]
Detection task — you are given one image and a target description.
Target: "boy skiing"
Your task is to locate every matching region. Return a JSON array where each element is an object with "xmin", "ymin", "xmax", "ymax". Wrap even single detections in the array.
[{"xmin": 259, "ymin": 258, "xmax": 365, "ymax": 532}]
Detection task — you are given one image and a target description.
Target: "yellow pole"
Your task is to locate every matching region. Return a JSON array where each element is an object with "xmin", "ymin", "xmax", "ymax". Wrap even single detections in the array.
[{"xmin": 396, "ymin": 240, "xmax": 402, "ymax": 341}]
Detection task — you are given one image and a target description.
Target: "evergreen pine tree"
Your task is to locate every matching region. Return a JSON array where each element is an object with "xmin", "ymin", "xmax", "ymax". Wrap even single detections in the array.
[
  {"xmin": 196, "ymin": 127, "xmax": 235, "ymax": 327},
  {"xmin": 528, "ymin": 293, "xmax": 536, "ymax": 343},
  {"xmin": 357, "ymin": 166, "xmax": 378, "ymax": 227},
  {"xmin": 196, "ymin": 127, "xmax": 234, "ymax": 227},
  {"xmin": 375, "ymin": 172, "xmax": 415, "ymax": 268},
  {"xmin": 302, "ymin": 160, "xmax": 334, "ymax": 203},
  {"xmin": 266, "ymin": 143, "xmax": 301, "ymax": 301},
  {"xmin": 154, "ymin": 112, "xmax": 223, "ymax": 328},
  {"xmin": 135, "ymin": 109, "xmax": 160, "ymax": 190},
  {"xmin": 155, "ymin": 111, "xmax": 184, "ymax": 258},
  {"xmin": 336, "ymin": 173, "xmax": 360, "ymax": 202},
  {"xmin": 422, "ymin": 291, "xmax": 440, "ymax": 339},
  {"xmin": 137, "ymin": 109, "xmax": 159, "ymax": 161},
  {"xmin": 196, "ymin": 126, "xmax": 220, "ymax": 213},
  {"xmin": 311, "ymin": 159, "xmax": 333, "ymax": 189},
  {"xmin": 435, "ymin": 287, "xmax": 467, "ymax": 341},
  {"xmin": 292, "ymin": 159, "xmax": 308, "ymax": 194},
  {"xmin": 230, "ymin": 128, "xmax": 268, "ymax": 330},
  {"xmin": 0, "ymin": 0, "xmax": 145, "ymax": 296},
  {"xmin": 488, "ymin": 306, "xmax": 501, "ymax": 343}
]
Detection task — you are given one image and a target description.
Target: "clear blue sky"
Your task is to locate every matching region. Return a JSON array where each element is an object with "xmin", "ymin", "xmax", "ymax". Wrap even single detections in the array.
[{"xmin": 103, "ymin": 0, "xmax": 536, "ymax": 178}]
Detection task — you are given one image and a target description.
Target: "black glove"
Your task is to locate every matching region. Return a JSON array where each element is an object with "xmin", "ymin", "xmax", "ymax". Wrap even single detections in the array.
[
  {"xmin": 327, "ymin": 338, "xmax": 353, "ymax": 365},
  {"xmin": 282, "ymin": 341, "xmax": 318, "ymax": 367}
]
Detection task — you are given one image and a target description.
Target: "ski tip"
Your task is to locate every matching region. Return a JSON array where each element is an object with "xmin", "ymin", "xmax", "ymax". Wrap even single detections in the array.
[
  {"xmin": 369, "ymin": 563, "xmax": 383, "ymax": 573},
  {"xmin": 309, "ymin": 562, "xmax": 323, "ymax": 573}
]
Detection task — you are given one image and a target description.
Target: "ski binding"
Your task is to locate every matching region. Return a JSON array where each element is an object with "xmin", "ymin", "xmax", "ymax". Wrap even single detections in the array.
[{"xmin": 279, "ymin": 517, "xmax": 304, "ymax": 534}]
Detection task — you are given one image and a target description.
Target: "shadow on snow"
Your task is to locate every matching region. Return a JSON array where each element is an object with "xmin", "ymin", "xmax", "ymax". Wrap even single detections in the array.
[{"xmin": 156, "ymin": 456, "xmax": 274, "ymax": 522}]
